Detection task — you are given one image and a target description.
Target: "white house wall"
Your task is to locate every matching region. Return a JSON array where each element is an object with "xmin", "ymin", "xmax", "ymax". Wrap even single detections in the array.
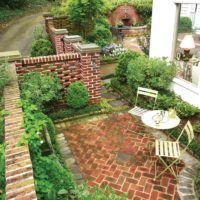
[{"xmin": 150, "ymin": 0, "xmax": 200, "ymax": 108}]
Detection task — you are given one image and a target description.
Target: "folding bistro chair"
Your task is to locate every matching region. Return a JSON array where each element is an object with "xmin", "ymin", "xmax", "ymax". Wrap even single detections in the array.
[
  {"xmin": 154, "ymin": 121, "xmax": 194, "ymax": 180},
  {"xmin": 128, "ymin": 87, "xmax": 158, "ymax": 117}
]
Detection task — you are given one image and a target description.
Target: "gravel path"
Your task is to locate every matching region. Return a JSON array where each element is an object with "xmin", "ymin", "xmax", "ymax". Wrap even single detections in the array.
[{"xmin": 0, "ymin": 12, "xmax": 44, "ymax": 56}]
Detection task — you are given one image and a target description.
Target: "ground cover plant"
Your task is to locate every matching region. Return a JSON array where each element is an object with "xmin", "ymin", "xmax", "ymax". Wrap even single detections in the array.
[
  {"xmin": 0, "ymin": 0, "xmax": 51, "ymax": 23},
  {"xmin": 19, "ymin": 72, "xmax": 126, "ymax": 199}
]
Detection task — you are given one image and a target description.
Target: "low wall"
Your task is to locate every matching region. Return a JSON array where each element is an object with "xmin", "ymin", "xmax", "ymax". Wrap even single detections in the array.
[
  {"xmin": 15, "ymin": 50, "xmax": 101, "ymax": 104},
  {"xmin": 4, "ymin": 64, "xmax": 37, "ymax": 200}
]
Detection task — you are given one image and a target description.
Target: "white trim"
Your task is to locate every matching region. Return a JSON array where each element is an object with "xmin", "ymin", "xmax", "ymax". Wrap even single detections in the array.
[
  {"xmin": 173, "ymin": 0, "xmax": 200, "ymax": 3},
  {"xmin": 172, "ymin": 77, "xmax": 199, "ymax": 94}
]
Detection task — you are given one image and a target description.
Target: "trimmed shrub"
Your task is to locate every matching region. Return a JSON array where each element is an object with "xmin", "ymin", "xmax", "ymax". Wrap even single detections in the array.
[
  {"xmin": 178, "ymin": 16, "xmax": 192, "ymax": 33},
  {"xmin": 20, "ymin": 72, "xmax": 62, "ymax": 111},
  {"xmin": 88, "ymin": 25, "xmax": 112, "ymax": 48},
  {"xmin": 127, "ymin": 56, "xmax": 176, "ymax": 91},
  {"xmin": 67, "ymin": 81, "xmax": 88, "ymax": 109},
  {"xmin": 31, "ymin": 38, "xmax": 54, "ymax": 57},
  {"xmin": 115, "ymin": 50, "xmax": 141, "ymax": 83}
]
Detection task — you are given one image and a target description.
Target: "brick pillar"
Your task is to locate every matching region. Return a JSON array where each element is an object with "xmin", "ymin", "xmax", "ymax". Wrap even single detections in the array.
[
  {"xmin": 50, "ymin": 28, "xmax": 68, "ymax": 54},
  {"xmin": 63, "ymin": 35, "xmax": 82, "ymax": 53},
  {"xmin": 43, "ymin": 13, "xmax": 53, "ymax": 35},
  {"xmin": 76, "ymin": 44, "xmax": 101, "ymax": 103}
]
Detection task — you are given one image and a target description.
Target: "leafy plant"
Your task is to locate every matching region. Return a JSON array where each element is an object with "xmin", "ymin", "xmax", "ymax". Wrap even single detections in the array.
[
  {"xmin": 193, "ymin": 122, "xmax": 200, "ymax": 134},
  {"xmin": 195, "ymin": 162, "xmax": 200, "ymax": 195},
  {"xmin": 88, "ymin": 25, "xmax": 112, "ymax": 48},
  {"xmin": 127, "ymin": 56, "xmax": 176, "ymax": 91},
  {"xmin": 178, "ymin": 16, "xmax": 192, "ymax": 33},
  {"xmin": 67, "ymin": 0, "xmax": 109, "ymax": 37},
  {"xmin": 20, "ymin": 72, "xmax": 62, "ymax": 111},
  {"xmin": 31, "ymin": 38, "xmax": 54, "ymax": 57},
  {"xmin": 33, "ymin": 25, "xmax": 48, "ymax": 40},
  {"xmin": 67, "ymin": 81, "xmax": 88, "ymax": 109},
  {"xmin": 0, "ymin": 62, "xmax": 11, "ymax": 92},
  {"xmin": 175, "ymin": 101, "xmax": 200, "ymax": 118},
  {"xmin": 0, "ymin": 144, "xmax": 5, "ymax": 199},
  {"xmin": 115, "ymin": 50, "xmax": 141, "ymax": 83}
]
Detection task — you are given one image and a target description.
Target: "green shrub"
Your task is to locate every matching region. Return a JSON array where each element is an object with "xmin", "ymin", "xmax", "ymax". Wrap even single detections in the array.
[
  {"xmin": 20, "ymin": 72, "xmax": 62, "ymax": 111},
  {"xmin": 88, "ymin": 25, "xmax": 112, "ymax": 48},
  {"xmin": 95, "ymin": 16, "xmax": 110, "ymax": 29},
  {"xmin": 33, "ymin": 25, "xmax": 48, "ymax": 40},
  {"xmin": 0, "ymin": 144, "xmax": 5, "ymax": 199},
  {"xmin": 195, "ymin": 163, "xmax": 200, "ymax": 195},
  {"xmin": 31, "ymin": 38, "xmax": 54, "ymax": 57},
  {"xmin": 178, "ymin": 16, "xmax": 192, "ymax": 33},
  {"xmin": 127, "ymin": 56, "xmax": 176, "ymax": 91},
  {"xmin": 33, "ymin": 156, "xmax": 76, "ymax": 200},
  {"xmin": 0, "ymin": 62, "xmax": 11, "ymax": 92},
  {"xmin": 115, "ymin": 50, "xmax": 141, "ymax": 83},
  {"xmin": 175, "ymin": 101, "xmax": 200, "ymax": 118},
  {"xmin": 1, "ymin": 0, "xmax": 28, "ymax": 9},
  {"xmin": 193, "ymin": 122, "xmax": 200, "ymax": 134},
  {"xmin": 67, "ymin": 81, "xmax": 88, "ymax": 109},
  {"xmin": 100, "ymin": 55, "xmax": 118, "ymax": 64}
]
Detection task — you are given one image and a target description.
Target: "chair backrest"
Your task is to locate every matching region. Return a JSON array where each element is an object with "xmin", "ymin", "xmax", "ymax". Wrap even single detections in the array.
[
  {"xmin": 177, "ymin": 121, "xmax": 194, "ymax": 147},
  {"xmin": 135, "ymin": 87, "xmax": 158, "ymax": 109}
]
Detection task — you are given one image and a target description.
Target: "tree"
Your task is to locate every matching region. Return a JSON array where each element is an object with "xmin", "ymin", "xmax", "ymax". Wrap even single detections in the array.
[{"xmin": 67, "ymin": 0, "xmax": 109, "ymax": 37}]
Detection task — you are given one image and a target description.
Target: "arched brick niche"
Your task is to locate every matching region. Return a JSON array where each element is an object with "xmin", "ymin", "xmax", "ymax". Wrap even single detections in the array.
[{"xmin": 108, "ymin": 5, "xmax": 140, "ymax": 26}]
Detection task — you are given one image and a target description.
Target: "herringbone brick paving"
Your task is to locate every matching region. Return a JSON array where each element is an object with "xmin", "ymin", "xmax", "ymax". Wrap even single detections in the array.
[{"xmin": 63, "ymin": 113, "xmax": 183, "ymax": 200}]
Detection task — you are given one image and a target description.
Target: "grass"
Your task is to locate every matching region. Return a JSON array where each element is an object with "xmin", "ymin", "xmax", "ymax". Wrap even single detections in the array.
[{"xmin": 0, "ymin": 0, "xmax": 52, "ymax": 24}]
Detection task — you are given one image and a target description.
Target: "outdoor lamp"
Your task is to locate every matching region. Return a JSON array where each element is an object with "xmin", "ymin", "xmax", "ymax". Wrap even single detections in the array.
[{"xmin": 180, "ymin": 35, "xmax": 195, "ymax": 61}]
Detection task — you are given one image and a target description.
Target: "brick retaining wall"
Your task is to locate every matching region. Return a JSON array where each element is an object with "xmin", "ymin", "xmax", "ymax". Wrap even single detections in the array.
[
  {"xmin": 4, "ymin": 64, "xmax": 37, "ymax": 200},
  {"xmin": 15, "ymin": 51, "xmax": 101, "ymax": 104}
]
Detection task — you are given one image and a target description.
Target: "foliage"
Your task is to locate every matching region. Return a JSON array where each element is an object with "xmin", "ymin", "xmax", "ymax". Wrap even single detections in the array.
[
  {"xmin": 175, "ymin": 101, "xmax": 200, "ymax": 118},
  {"xmin": 95, "ymin": 16, "xmax": 110, "ymax": 29},
  {"xmin": 0, "ymin": 62, "xmax": 11, "ymax": 92},
  {"xmin": 193, "ymin": 122, "xmax": 200, "ymax": 134},
  {"xmin": 137, "ymin": 34, "xmax": 150, "ymax": 55},
  {"xmin": 110, "ymin": 78, "xmax": 200, "ymax": 118},
  {"xmin": 66, "ymin": 0, "xmax": 109, "ymax": 37},
  {"xmin": 178, "ymin": 16, "xmax": 193, "ymax": 33},
  {"xmin": 115, "ymin": 50, "xmax": 141, "ymax": 83},
  {"xmin": 49, "ymin": 104, "xmax": 102, "ymax": 120},
  {"xmin": 0, "ymin": 144, "xmax": 5, "ymax": 200},
  {"xmin": 0, "ymin": 0, "xmax": 28, "ymax": 9},
  {"xmin": 88, "ymin": 25, "xmax": 112, "ymax": 48},
  {"xmin": 102, "ymin": 44, "xmax": 127, "ymax": 57},
  {"xmin": 33, "ymin": 156, "xmax": 76, "ymax": 200},
  {"xmin": 67, "ymin": 81, "xmax": 88, "ymax": 109},
  {"xmin": 30, "ymin": 38, "xmax": 54, "ymax": 57},
  {"xmin": 20, "ymin": 72, "xmax": 62, "ymax": 111},
  {"xmin": 100, "ymin": 55, "xmax": 118, "ymax": 64},
  {"xmin": 110, "ymin": 0, "xmax": 152, "ymax": 24},
  {"xmin": 77, "ymin": 184, "xmax": 127, "ymax": 200},
  {"xmin": 195, "ymin": 163, "xmax": 200, "ymax": 195},
  {"xmin": 33, "ymin": 25, "xmax": 48, "ymax": 40},
  {"xmin": 127, "ymin": 56, "xmax": 176, "ymax": 91}
]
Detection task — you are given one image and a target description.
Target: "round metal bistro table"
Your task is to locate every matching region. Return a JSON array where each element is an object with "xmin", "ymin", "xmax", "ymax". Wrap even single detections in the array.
[{"xmin": 141, "ymin": 110, "xmax": 180, "ymax": 130}]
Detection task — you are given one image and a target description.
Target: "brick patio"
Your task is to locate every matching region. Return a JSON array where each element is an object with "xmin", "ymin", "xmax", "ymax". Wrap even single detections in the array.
[{"xmin": 63, "ymin": 113, "xmax": 183, "ymax": 200}]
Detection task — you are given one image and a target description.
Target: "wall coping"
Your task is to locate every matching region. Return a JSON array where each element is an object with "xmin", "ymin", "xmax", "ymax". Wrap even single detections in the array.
[
  {"xmin": 75, "ymin": 44, "xmax": 100, "ymax": 53},
  {"xmin": 50, "ymin": 27, "xmax": 68, "ymax": 35},
  {"xmin": 63, "ymin": 35, "xmax": 82, "ymax": 43},
  {"xmin": 22, "ymin": 53, "xmax": 81, "ymax": 65},
  {"xmin": 0, "ymin": 51, "xmax": 21, "ymax": 63}
]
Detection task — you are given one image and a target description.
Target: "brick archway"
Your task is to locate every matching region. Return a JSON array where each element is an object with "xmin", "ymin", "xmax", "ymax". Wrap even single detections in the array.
[{"xmin": 108, "ymin": 5, "xmax": 140, "ymax": 26}]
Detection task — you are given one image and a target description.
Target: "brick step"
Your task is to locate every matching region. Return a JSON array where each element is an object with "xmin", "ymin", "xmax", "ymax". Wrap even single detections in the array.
[
  {"xmin": 5, "ymin": 145, "xmax": 28, "ymax": 154},
  {"xmin": 6, "ymin": 170, "xmax": 34, "ymax": 184},
  {"xmin": 6, "ymin": 164, "xmax": 33, "ymax": 177},
  {"xmin": 5, "ymin": 147, "xmax": 29, "ymax": 160},
  {"xmin": 6, "ymin": 159, "xmax": 32, "ymax": 172},
  {"xmin": 5, "ymin": 154, "xmax": 31, "ymax": 166},
  {"xmin": 6, "ymin": 176, "xmax": 35, "ymax": 191},
  {"xmin": 6, "ymin": 182, "xmax": 36, "ymax": 199}
]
